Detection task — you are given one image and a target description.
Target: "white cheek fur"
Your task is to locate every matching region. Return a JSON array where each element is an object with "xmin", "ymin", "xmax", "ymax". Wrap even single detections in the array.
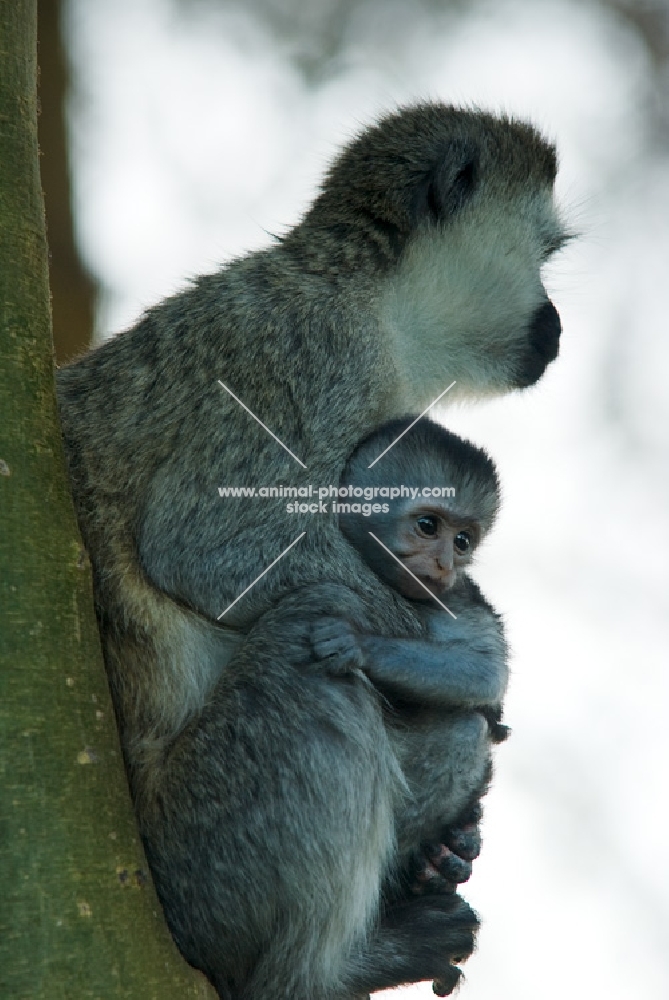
[{"xmin": 378, "ymin": 193, "xmax": 558, "ymax": 405}]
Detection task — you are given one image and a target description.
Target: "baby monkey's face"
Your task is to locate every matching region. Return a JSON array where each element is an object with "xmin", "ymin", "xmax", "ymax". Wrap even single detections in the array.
[{"xmin": 390, "ymin": 503, "xmax": 480, "ymax": 599}]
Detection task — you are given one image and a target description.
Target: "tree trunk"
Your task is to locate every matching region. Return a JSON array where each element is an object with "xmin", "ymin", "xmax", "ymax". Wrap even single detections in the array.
[
  {"xmin": 37, "ymin": 0, "xmax": 97, "ymax": 363},
  {"xmin": 0, "ymin": 3, "xmax": 216, "ymax": 996}
]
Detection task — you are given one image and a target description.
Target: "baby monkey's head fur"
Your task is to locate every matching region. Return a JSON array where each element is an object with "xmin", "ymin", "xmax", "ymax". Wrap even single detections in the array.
[
  {"xmin": 339, "ymin": 418, "xmax": 500, "ymax": 598},
  {"xmin": 284, "ymin": 102, "xmax": 568, "ymax": 399}
]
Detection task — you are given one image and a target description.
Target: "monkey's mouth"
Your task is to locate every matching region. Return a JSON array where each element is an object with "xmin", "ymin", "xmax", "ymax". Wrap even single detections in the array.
[{"xmin": 405, "ymin": 575, "xmax": 452, "ymax": 601}]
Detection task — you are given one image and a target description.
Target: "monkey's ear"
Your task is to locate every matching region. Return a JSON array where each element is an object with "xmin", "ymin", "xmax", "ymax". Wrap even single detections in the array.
[{"xmin": 418, "ymin": 142, "xmax": 478, "ymax": 223}]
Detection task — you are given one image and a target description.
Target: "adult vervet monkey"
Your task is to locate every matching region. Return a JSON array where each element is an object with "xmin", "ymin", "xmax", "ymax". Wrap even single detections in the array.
[{"xmin": 57, "ymin": 103, "xmax": 566, "ymax": 998}]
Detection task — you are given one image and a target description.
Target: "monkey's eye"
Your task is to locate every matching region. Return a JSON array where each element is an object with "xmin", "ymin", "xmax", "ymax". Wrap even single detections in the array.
[
  {"xmin": 454, "ymin": 531, "xmax": 472, "ymax": 554},
  {"xmin": 416, "ymin": 515, "xmax": 439, "ymax": 537}
]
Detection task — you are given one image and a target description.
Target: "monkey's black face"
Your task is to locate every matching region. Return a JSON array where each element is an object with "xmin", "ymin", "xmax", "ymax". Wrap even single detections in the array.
[{"xmin": 515, "ymin": 298, "xmax": 562, "ymax": 388}]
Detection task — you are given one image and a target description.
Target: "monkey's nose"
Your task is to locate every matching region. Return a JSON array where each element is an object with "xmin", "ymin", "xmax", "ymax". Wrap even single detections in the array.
[
  {"xmin": 529, "ymin": 299, "xmax": 561, "ymax": 364},
  {"xmin": 516, "ymin": 298, "xmax": 562, "ymax": 387}
]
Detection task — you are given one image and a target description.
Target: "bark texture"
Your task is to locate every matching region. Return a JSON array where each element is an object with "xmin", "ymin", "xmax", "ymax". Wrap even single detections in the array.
[{"xmin": 0, "ymin": 3, "xmax": 216, "ymax": 996}]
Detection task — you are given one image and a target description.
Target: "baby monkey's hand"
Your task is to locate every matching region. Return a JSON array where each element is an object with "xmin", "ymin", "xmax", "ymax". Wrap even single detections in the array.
[{"xmin": 311, "ymin": 617, "xmax": 364, "ymax": 674}]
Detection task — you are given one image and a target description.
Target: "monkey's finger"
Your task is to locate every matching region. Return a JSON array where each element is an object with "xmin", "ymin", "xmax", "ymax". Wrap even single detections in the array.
[
  {"xmin": 319, "ymin": 651, "xmax": 364, "ymax": 675},
  {"xmin": 311, "ymin": 618, "xmax": 355, "ymax": 641},
  {"xmin": 445, "ymin": 827, "xmax": 481, "ymax": 863},
  {"xmin": 311, "ymin": 621, "xmax": 365, "ymax": 668},
  {"xmin": 435, "ymin": 851, "xmax": 472, "ymax": 885},
  {"xmin": 410, "ymin": 857, "xmax": 443, "ymax": 890},
  {"xmin": 425, "ymin": 843, "xmax": 472, "ymax": 885},
  {"xmin": 313, "ymin": 635, "xmax": 363, "ymax": 662},
  {"xmin": 490, "ymin": 720, "xmax": 511, "ymax": 744},
  {"xmin": 312, "ymin": 634, "xmax": 350, "ymax": 655}
]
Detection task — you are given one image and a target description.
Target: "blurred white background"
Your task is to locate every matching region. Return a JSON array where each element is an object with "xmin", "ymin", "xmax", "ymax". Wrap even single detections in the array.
[{"xmin": 60, "ymin": 0, "xmax": 669, "ymax": 996}]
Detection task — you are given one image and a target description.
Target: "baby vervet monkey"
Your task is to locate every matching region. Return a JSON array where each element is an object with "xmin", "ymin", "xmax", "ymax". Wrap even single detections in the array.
[{"xmin": 312, "ymin": 417, "xmax": 509, "ymax": 898}]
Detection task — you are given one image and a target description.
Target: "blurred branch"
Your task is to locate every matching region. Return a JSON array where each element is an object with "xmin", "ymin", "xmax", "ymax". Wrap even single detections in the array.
[
  {"xmin": 609, "ymin": 0, "xmax": 669, "ymax": 61},
  {"xmin": 607, "ymin": 0, "xmax": 669, "ymax": 142},
  {"xmin": 193, "ymin": 0, "xmax": 468, "ymax": 81}
]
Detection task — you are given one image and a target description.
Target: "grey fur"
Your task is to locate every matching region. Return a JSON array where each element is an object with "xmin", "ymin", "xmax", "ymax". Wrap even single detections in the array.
[{"xmin": 56, "ymin": 103, "xmax": 562, "ymax": 998}]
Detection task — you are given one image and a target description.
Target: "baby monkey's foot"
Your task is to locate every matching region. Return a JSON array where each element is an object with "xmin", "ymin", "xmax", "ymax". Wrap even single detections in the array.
[
  {"xmin": 408, "ymin": 843, "xmax": 472, "ymax": 896},
  {"xmin": 409, "ymin": 803, "xmax": 484, "ymax": 896},
  {"xmin": 311, "ymin": 617, "xmax": 364, "ymax": 674}
]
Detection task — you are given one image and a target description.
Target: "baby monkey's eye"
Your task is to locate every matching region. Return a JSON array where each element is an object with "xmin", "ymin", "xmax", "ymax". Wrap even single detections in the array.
[
  {"xmin": 416, "ymin": 515, "xmax": 439, "ymax": 537},
  {"xmin": 454, "ymin": 531, "xmax": 472, "ymax": 554}
]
